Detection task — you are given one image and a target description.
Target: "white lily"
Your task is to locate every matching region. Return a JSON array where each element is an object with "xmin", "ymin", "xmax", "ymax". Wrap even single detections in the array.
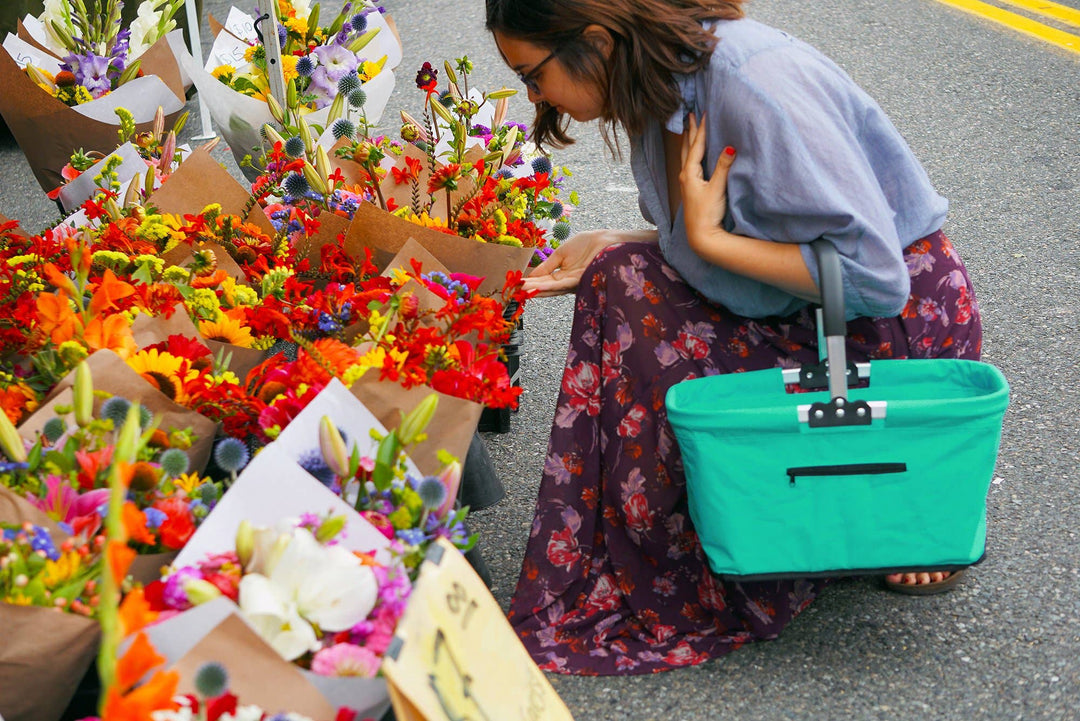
[{"xmin": 238, "ymin": 527, "xmax": 378, "ymax": 661}]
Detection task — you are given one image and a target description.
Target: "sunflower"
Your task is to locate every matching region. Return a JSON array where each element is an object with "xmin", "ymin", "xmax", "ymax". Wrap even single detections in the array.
[
  {"xmin": 126, "ymin": 349, "xmax": 186, "ymax": 401},
  {"xmin": 199, "ymin": 315, "xmax": 255, "ymax": 348}
]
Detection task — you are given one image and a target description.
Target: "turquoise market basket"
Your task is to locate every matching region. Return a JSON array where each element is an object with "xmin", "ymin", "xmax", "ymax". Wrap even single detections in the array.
[{"xmin": 665, "ymin": 241, "xmax": 1010, "ymax": 579}]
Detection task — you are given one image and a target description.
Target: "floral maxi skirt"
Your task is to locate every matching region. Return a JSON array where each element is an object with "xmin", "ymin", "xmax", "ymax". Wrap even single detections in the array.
[{"xmin": 507, "ymin": 231, "xmax": 982, "ymax": 675}]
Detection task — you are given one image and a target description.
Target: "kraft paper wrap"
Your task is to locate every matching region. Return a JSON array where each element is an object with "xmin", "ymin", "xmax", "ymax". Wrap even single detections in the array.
[
  {"xmin": 146, "ymin": 147, "xmax": 277, "ymax": 237},
  {"xmin": 19, "ymin": 350, "xmax": 218, "ymax": 473},
  {"xmin": 350, "ymin": 379, "xmax": 482, "ymax": 476},
  {"xmin": 171, "ymin": 614, "xmax": 337, "ymax": 720},
  {"xmin": 0, "ymin": 604, "xmax": 100, "ymax": 721},
  {"xmin": 0, "ymin": 34, "xmax": 185, "ymax": 192},
  {"xmin": 0, "ymin": 484, "xmax": 65, "ymax": 538},
  {"xmin": 130, "ymin": 307, "xmax": 266, "ymax": 381},
  {"xmin": 345, "ymin": 201, "xmax": 534, "ymax": 297}
]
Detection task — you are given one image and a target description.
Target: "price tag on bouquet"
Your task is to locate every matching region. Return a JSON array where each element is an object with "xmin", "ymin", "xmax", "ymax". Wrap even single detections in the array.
[{"xmin": 381, "ymin": 539, "xmax": 575, "ymax": 721}]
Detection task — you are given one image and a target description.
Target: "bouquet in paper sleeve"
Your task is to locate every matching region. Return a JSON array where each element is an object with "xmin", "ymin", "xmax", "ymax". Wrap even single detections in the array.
[
  {"xmin": 0, "ymin": 0, "xmax": 188, "ymax": 192},
  {"xmin": 186, "ymin": 0, "xmax": 401, "ymax": 178}
]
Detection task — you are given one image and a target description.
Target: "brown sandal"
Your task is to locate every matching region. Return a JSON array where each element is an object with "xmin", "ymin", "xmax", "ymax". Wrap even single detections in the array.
[{"xmin": 884, "ymin": 569, "xmax": 966, "ymax": 596}]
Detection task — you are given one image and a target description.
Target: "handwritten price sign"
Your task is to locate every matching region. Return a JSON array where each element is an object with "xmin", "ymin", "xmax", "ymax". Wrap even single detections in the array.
[{"xmin": 381, "ymin": 539, "xmax": 574, "ymax": 721}]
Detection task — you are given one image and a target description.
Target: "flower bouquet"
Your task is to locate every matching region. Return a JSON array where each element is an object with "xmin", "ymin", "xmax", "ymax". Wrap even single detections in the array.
[
  {"xmin": 183, "ymin": 0, "xmax": 401, "ymax": 179},
  {"xmin": 0, "ymin": 521, "xmax": 105, "ymax": 721},
  {"xmin": 0, "ymin": 0, "xmax": 188, "ymax": 192},
  {"xmin": 326, "ymin": 57, "xmax": 579, "ymax": 296}
]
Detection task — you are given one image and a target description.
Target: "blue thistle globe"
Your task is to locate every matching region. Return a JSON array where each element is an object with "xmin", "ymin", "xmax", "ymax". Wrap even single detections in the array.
[
  {"xmin": 100, "ymin": 396, "xmax": 132, "ymax": 426},
  {"xmin": 284, "ymin": 135, "xmax": 306, "ymax": 158},
  {"xmin": 42, "ymin": 417, "xmax": 66, "ymax": 443},
  {"xmin": 296, "ymin": 55, "xmax": 315, "ymax": 77},
  {"xmin": 531, "ymin": 156, "xmax": 554, "ymax": 176},
  {"xmin": 348, "ymin": 88, "xmax": 367, "ymax": 109},
  {"xmin": 495, "ymin": 167, "xmax": 515, "ymax": 180},
  {"xmin": 298, "ymin": 450, "xmax": 335, "ymax": 487},
  {"xmin": 137, "ymin": 404, "xmax": 153, "ymax": 429},
  {"xmin": 159, "ymin": 448, "xmax": 190, "ymax": 479},
  {"xmin": 552, "ymin": 221, "xmax": 571, "ymax": 242},
  {"xmin": 549, "ymin": 200, "xmax": 564, "ymax": 219},
  {"xmin": 331, "ymin": 118, "xmax": 357, "ymax": 140},
  {"xmin": 199, "ymin": 482, "xmax": 219, "ymax": 504},
  {"xmin": 350, "ymin": 13, "xmax": 368, "ymax": 32},
  {"xmin": 417, "ymin": 476, "xmax": 448, "ymax": 510},
  {"xmin": 213, "ymin": 437, "xmax": 250, "ymax": 474},
  {"xmin": 283, "ymin": 172, "xmax": 310, "ymax": 197},
  {"xmin": 194, "ymin": 661, "xmax": 229, "ymax": 698},
  {"xmin": 337, "ymin": 72, "xmax": 361, "ymax": 96}
]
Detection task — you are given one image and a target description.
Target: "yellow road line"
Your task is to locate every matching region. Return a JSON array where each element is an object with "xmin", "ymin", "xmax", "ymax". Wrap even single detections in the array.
[
  {"xmin": 933, "ymin": 0, "xmax": 1080, "ymax": 54},
  {"xmin": 997, "ymin": 0, "xmax": 1080, "ymax": 28}
]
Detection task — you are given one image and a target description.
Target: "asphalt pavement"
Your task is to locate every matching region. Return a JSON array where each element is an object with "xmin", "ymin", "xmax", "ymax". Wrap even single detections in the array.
[{"xmin": 1, "ymin": 0, "xmax": 1078, "ymax": 719}]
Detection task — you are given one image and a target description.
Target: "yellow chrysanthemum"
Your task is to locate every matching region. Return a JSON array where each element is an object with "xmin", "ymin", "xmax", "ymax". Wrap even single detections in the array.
[
  {"xmin": 43, "ymin": 551, "xmax": 82, "ymax": 587},
  {"xmin": 199, "ymin": 315, "xmax": 255, "ymax": 348},
  {"xmin": 284, "ymin": 17, "xmax": 307, "ymax": 37},
  {"xmin": 212, "ymin": 64, "xmax": 236, "ymax": 81},
  {"xmin": 172, "ymin": 472, "xmax": 203, "ymax": 495}
]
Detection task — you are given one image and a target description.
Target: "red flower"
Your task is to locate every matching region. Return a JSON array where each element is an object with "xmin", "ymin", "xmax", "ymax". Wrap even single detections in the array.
[
  {"xmin": 415, "ymin": 61, "xmax": 438, "ymax": 92},
  {"xmin": 663, "ymin": 641, "xmax": 710, "ymax": 667},
  {"xmin": 623, "ymin": 492, "xmax": 655, "ymax": 534},
  {"xmin": 152, "ymin": 497, "xmax": 196, "ymax": 549},
  {"xmin": 545, "ymin": 526, "xmax": 581, "ymax": 571}
]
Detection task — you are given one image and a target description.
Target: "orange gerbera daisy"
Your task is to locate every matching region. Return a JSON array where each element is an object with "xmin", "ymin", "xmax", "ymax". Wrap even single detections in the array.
[{"xmin": 199, "ymin": 314, "xmax": 255, "ymax": 348}]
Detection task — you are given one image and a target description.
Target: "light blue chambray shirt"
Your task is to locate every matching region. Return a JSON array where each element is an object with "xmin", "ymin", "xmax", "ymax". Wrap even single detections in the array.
[{"xmin": 632, "ymin": 18, "xmax": 948, "ymax": 320}]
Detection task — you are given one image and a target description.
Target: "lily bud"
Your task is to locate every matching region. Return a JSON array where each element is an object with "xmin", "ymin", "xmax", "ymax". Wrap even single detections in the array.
[
  {"xmin": 492, "ymin": 96, "xmax": 509, "ymax": 128},
  {"xmin": 144, "ymin": 166, "xmax": 156, "ymax": 196},
  {"xmin": 299, "ymin": 119, "xmax": 314, "ymax": 152},
  {"xmin": 315, "ymin": 145, "xmax": 331, "ymax": 182},
  {"xmin": 502, "ymin": 125, "xmax": 520, "ymax": 164},
  {"xmin": 159, "ymin": 131, "xmax": 176, "ymax": 174},
  {"xmin": 315, "ymin": 514, "xmax": 347, "ymax": 544},
  {"xmin": 0, "ymin": 408, "xmax": 27, "ymax": 463},
  {"xmin": 263, "ymin": 124, "xmax": 286, "ymax": 148},
  {"xmin": 430, "ymin": 96, "xmax": 456, "ymax": 125},
  {"xmin": 172, "ymin": 111, "xmax": 189, "ymax": 137},
  {"xmin": 73, "ymin": 361, "xmax": 93, "ymax": 428},
  {"xmin": 236, "ymin": 519, "xmax": 254, "ymax": 568},
  {"xmin": 398, "ymin": 393, "xmax": 438, "ymax": 447},
  {"xmin": 302, "ymin": 161, "xmax": 328, "ymax": 196},
  {"xmin": 286, "ymin": 78, "xmax": 298, "ymax": 110},
  {"xmin": 326, "ymin": 91, "xmax": 345, "ymax": 126},
  {"xmin": 152, "ymin": 106, "xmax": 165, "ymax": 139},
  {"xmin": 435, "ymin": 460, "xmax": 463, "ymax": 517},
  {"xmin": 348, "ymin": 28, "xmax": 379, "ymax": 53},
  {"xmin": 443, "ymin": 61, "xmax": 458, "ymax": 85},
  {"xmin": 319, "ymin": 416, "xmax": 350, "ymax": 477},
  {"xmin": 124, "ymin": 174, "xmax": 141, "ymax": 208},
  {"xmin": 266, "ymin": 94, "xmax": 286, "ymax": 124},
  {"xmin": 183, "ymin": 578, "xmax": 223, "ymax": 605},
  {"xmin": 114, "ymin": 404, "xmax": 143, "ymax": 464}
]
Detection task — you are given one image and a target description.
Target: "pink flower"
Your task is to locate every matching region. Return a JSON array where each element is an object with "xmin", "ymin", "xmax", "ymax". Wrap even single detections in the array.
[
  {"xmin": 310, "ymin": 643, "xmax": 381, "ymax": 678},
  {"xmin": 359, "ymin": 511, "xmax": 395, "ymax": 540},
  {"xmin": 27, "ymin": 476, "xmax": 110, "ymax": 524}
]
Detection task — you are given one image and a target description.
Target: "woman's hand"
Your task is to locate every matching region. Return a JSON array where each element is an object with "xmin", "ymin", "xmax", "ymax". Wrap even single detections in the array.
[
  {"xmin": 679, "ymin": 112, "xmax": 737, "ymax": 258},
  {"xmin": 524, "ymin": 229, "xmax": 656, "ymax": 296}
]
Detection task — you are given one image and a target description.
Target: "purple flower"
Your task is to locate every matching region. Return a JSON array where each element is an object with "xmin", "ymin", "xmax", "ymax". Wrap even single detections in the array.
[
  {"xmin": 64, "ymin": 53, "xmax": 115, "ymax": 98},
  {"xmin": 314, "ymin": 42, "xmax": 358, "ymax": 83},
  {"xmin": 162, "ymin": 566, "xmax": 204, "ymax": 610}
]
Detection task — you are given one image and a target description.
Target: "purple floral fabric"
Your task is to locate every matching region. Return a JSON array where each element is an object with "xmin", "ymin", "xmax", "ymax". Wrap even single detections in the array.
[{"xmin": 508, "ymin": 231, "xmax": 982, "ymax": 675}]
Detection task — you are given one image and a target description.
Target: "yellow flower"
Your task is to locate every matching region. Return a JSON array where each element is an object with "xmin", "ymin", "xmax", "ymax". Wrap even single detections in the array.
[
  {"xmin": 284, "ymin": 16, "xmax": 307, "ymax": 37},
  {"xmin": 212, "ymin": 64, "xmax": 236, "ymax": 81},
  {"xmin": 127, "ymin": 348, "xmax": 186, "ymax": 401},
  {"xmin": 173, "ymin": 472, "xmax": 203, "ymax": 495},
  {"xmin": 3, "ymin": 593, "xmax": 33, "ymax": 606},
  {"xmin": 43, "ymin": 551, "xmax": 82, "ymax": 587},
  {"xmin": 244, "ymin": 45, "xmax": 259, "ymax": 63},
  {"xmin": 199, "ymin": 315, "xmax": 255, "ymax": 348}
]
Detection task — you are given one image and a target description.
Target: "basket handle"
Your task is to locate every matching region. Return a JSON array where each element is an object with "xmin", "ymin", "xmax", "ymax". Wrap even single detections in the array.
[{"xmin": 805, "ymin": 240, "xmax": 873, "ymax": 427}]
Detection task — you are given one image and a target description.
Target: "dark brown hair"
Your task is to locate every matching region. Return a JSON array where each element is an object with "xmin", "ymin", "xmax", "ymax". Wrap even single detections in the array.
[{"xmin": 486, "ymin": 0, "xmax": 747, "ymax": 151}]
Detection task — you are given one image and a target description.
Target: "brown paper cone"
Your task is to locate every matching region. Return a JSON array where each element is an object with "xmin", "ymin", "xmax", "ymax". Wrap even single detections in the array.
[
  {"xmin": 0, "ymin": 484, "xmax": 67, "ymax": 538},
  {"xmin": 128, "ymin": 550, "xmax": 178, "ymax": 586},
  {"xmin": 19, "ymin": 349, "xmax": 218, "ymax": 473},
  {"xmin": 0, "ymin": 604, "xmax": 100, "ymax": 721},
  {"xmin": 147, "ymin": 147, "xmax": 277, "ymax": 237},
  {"xmin": 345, "ymin": 202, "xmax": 534, "ymax": 297},
  {"xmin": 350, "ymin": 380, "xmax": 482, "ymax": 475},
  {"xmin": 0, "ymin": 212, "xmax": 30, "ymax": 238},
  {"xmin": 0, "ymin": 35, "xmax": 185, "ymax": 192},
  {"xmin": 171, "ymin": 614, "xmax": 337, "ymax": 721}
]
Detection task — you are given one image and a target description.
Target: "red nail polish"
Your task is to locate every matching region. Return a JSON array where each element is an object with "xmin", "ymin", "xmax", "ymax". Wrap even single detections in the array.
[{"xmin": 724, "ymin": 146, "xmax": 736, "ymax": 156}]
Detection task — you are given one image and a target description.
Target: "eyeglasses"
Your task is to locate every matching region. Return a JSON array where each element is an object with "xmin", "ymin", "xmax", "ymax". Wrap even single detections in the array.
[{"xmin": 517, "ymin": 51, "xmax": 557, "ymax": 95}]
